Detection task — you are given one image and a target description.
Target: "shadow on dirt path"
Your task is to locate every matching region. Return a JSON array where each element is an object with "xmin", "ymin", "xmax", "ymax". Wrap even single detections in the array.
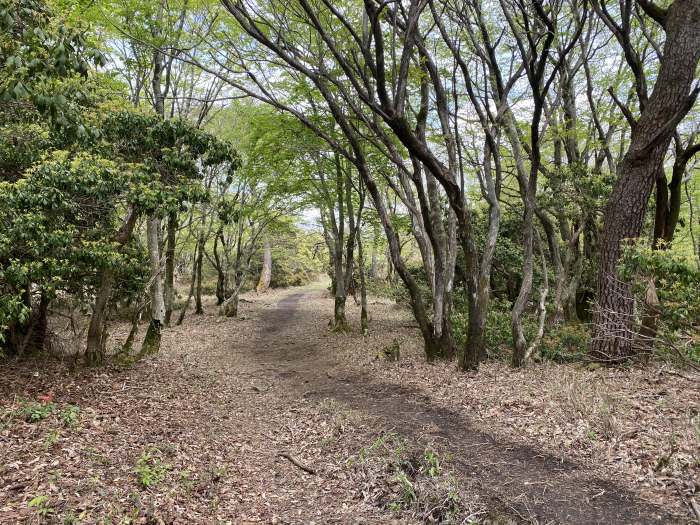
[{"xmin": 250, "ymin": 288, "xmax": 679, "ymax": 525}]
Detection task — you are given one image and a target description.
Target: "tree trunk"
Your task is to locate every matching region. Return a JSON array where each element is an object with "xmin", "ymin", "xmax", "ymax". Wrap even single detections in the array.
[
  {"xmin": 30, "ymin": 292, "xmax": 49, "ymax": 353},
  {"xmin": 177, "ymin": 243, "xmax": 199, "ymax": 326},
  {"xmin": 163, "ymin": 211, "xmax": 177, "ymax": 325},
  {"xmin": 222, "ymin": 290, "xmax": 239, "ymax": 317},
  {"xmin": 425, "ymin": 171, "xmax": 450, "ymax": 349},
  {"xmin": 213, "ymin": 266, "xmax": 227, "ymax": 304},
  {"xmin": 511, "ymin": 193, "xmax": 536, "ymax": 368},
  {"xmin": 256, "ymin": 239, "xmax": 272, "ymax": 293},
  {"xmin": 221, "ymin": 249, "xmax": 248, "ymax": 318},
  {"xmin": 562, "ymin": 253, "xmax": 583, "ymax": 323},
  {"xmin": 213, "ymin": 230, "xmax": 226, "ymax": 305},
  {"xmin": 385, "ymin": 247, "xmax": 394, "ymax": 282},
  {"xmin": 331, "ymin": 248, "xmax": 350, "ymax": 331},
  {"xmin": 86, "ymin": 206, "xmax": 138, "ymax": 364},
  {"xmin": 653, "ymin": 141, "xmax": 700, "ymax": 248},
  {"xmin": 356, "ymin": 162, "xmax": 441, "ymax": 359},
  {"xmin": 342, "ymin": 168, "xmax": 362, "ymax": 315},
  {"xmin": 327, "ymin": 158, "xmax": 351, "ymax": 332},
  {"xmin": 459, "ymin": 193, "xmax": 499, "ymax": 370},
  {"xmin": 141, "ymin": 216, "xmax": 165, "ymax": 356},
  {"xmin": 667, "ymin": 144, "xmax": 700, "ymax": 244},
  {"xmin": 590, "ymin": 1, "xmax": 700, "ymax": 361},
  {"xmin": 194, "ymin": 234, "xmax": 205, "ymax": 314},
  {"xmin": 121, "ymin": 308, "xmax": 142, "ymax": 355},
  {"xmin": 501, "ymin": 106, "xmax": 539, "ymax": 368},
  {"xmin": 85, "ymin": 269, "xmax": 114, "ymax": 366},
  {"xmin": 357, "ymin": 231, "xmax": 369, "ymax": 335},
  {"xmin": 215, "ymin": 266, "xmax": 226, "ymax": 305}
]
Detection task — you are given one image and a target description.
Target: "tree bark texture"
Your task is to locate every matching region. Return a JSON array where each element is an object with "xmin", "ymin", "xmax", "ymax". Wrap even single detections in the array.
[
  {"xmin": 256, "ymin": 239, "xmax": 272, "ymax": 293},
  {"xmin": 141, "ymin": 215, "xmax": 165, "ymax": 356},
  {"xmin": 163, "ymin": 211, "xmax": 177, "ymax": 325},
  {"xmin": 591, "ymin": 1, "xmax": 700, "ymax": 361}
]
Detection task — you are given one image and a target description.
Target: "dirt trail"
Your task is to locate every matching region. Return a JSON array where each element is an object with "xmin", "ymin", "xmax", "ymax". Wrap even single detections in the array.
[
  {"xmin": 1, "ymin": 284, "xmax": 692, "ymax": 523},
  {"xmin": 244, "ymin": 288, "xmax": 677, "ymax": 525}
]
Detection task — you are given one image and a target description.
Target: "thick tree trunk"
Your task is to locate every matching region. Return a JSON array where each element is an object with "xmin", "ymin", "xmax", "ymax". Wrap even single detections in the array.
[
  {"xmin": 163, "ymin": 211, "xmax": 177, "ymax": 325},
  {"xmin": 256, "ymin": 239, "xmax": 272, "ymax": 293},
  {"xmin": 591, "ymin": 1, "xmax": 700, "ymax": 361},
  {"xmin": 215, "ymin": 266, "xmax": 226, "ymax": 305},
  {"xmin": 333, "ymin": 295, "xmax": 348, "ymax": 329},
  {"xmin": 460, "ymin": 299, "xmax": 488, "ymax": 369}
]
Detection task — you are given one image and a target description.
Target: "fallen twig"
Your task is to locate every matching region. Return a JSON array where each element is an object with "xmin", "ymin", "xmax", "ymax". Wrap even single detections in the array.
[{"xmin": 278, "ymin": 451, "xmax": 317, "ymax": 475}]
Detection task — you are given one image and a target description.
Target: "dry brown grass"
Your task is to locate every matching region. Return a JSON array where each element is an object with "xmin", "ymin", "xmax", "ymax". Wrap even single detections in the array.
[{"xmin": 327, "ymin": 291, "xmax": 699, "ymax": 519}]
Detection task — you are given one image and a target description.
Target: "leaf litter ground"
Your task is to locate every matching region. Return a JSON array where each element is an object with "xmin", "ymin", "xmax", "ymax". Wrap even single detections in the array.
[{"xmin": 1, "ymin": 283, "xmax": 698, "ymax": 523}]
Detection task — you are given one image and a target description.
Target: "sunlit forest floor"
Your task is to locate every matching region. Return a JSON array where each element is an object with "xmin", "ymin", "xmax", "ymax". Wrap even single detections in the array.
[{"xmin": 1, "ymin": 284, "xmax": 698, "ymax": 524}]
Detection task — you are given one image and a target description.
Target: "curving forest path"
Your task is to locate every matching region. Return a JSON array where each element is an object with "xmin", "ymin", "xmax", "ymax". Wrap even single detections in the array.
[
  {"xmin": 243, "ymin": 289, "xmax": 677, "ymax": 525},
  {"xmin": 0, "ymin": 284, "xmax": 692, "ymax": 524}
]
